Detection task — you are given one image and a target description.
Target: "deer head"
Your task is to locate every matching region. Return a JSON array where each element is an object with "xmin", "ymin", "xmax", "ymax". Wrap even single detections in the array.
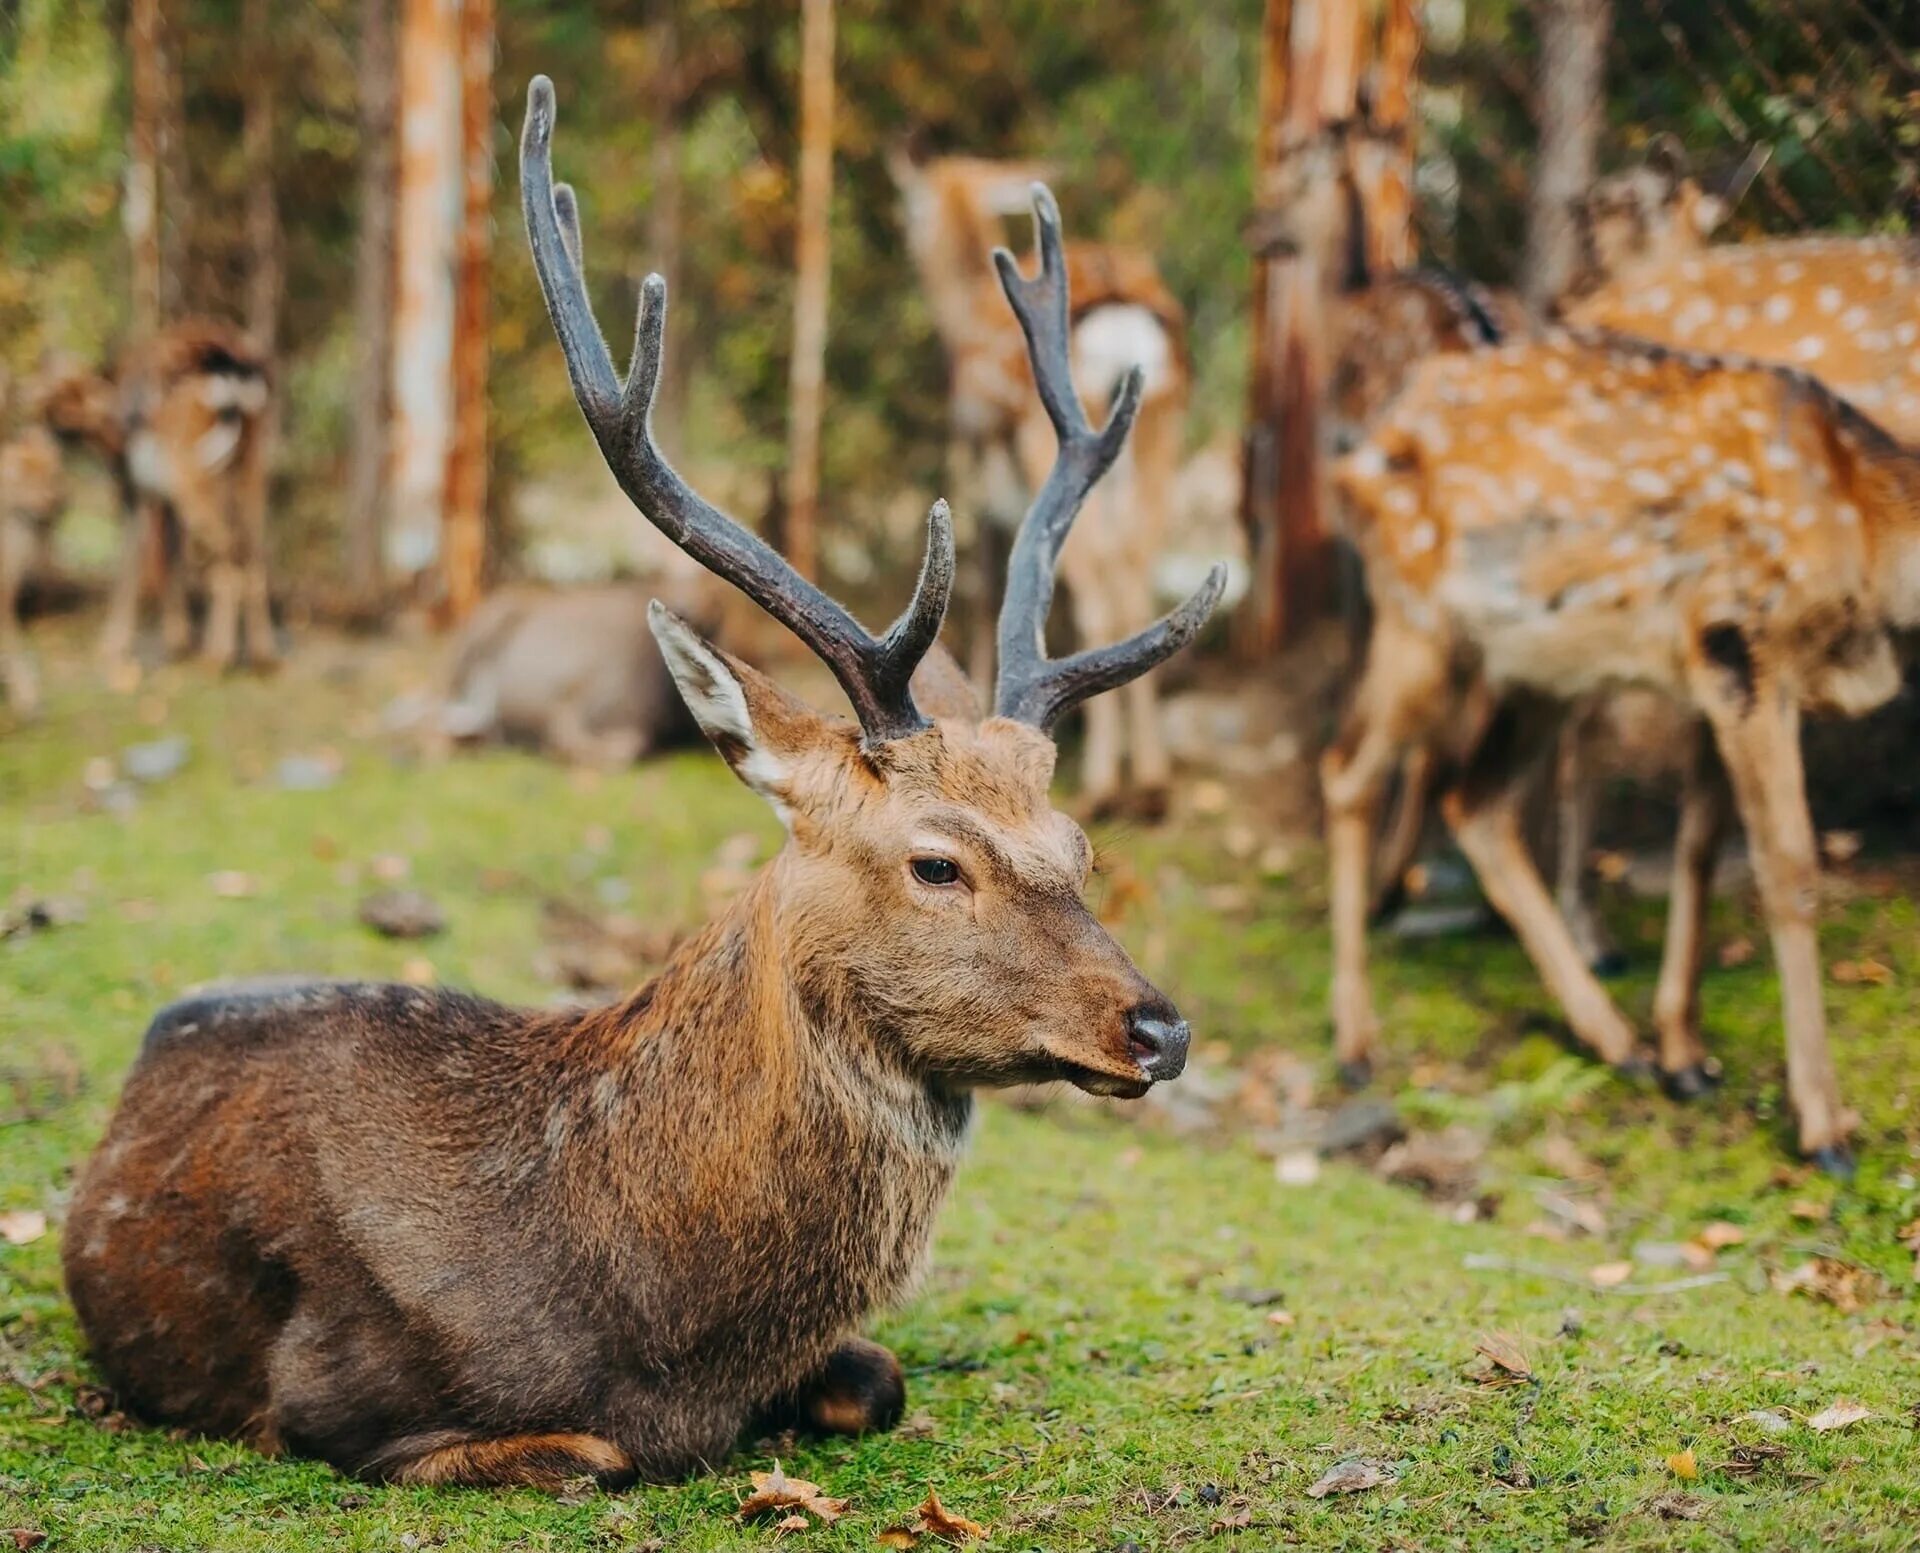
[
  {"xmin": 522, "ymin": 78, "xmax": 1226, "ymax": 1098},
  {"xmin": 1574, "ymin": 136, "xmax": 1770, "ymax": 287}
]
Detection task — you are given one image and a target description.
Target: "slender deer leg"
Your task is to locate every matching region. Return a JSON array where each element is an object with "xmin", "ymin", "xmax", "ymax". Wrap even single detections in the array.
[
  {"xmin": 364, "ymin": 1430, "xmax": 638, "ymax": 1490},
  {"xmin": 158, "ymin": 508, "xmax": 194, "ymax": 659},
  {"xmin": 1696, "ymin": 673, "xmax": 1852, "ymax": 1170},
  {"xmin": 1064, "ymin": 569, "xmax": 1125, "ymax": 813},
  {"xmin": 1369, "ymin": 742, "xmax": 1436, "ymax": 923},
  {"xmin": 1119, "ymin": 557, "xmax": 1171, "ymax": 812},
  {"xmin": 200, "ymin": 560, "xmax": 243, "ymax": 669},
  {"xmin": 1442, "ymin": 695, "xmax": 1646, "ymax": 1071},
  {"xmin": 1322, "ymin": 615, "xmax": 1449, "ymax": 1085},
  {"xmin": 759, "ymin": 1337, "xmax": 906, "ymax": 1438},
  {"xmin": 1651, "ymin": 719, "xmax": 1729, "ymax": 1097},
  {"xmin": 1, "ymin": 524, "xmax": 39, "ymax": 716},
  {"xmin": 1554, "ymin": 698, "xmax": 1624, "ymax": 976},
  {"xmin": 239, "ymin": 438, "xmax": 279, "ymax": 667},
  {"xmin": 100, "ymin": 500, "xmax": 152, "ymax": 669}
]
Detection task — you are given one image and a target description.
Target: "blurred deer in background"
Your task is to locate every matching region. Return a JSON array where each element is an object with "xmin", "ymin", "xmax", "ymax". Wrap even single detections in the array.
[
  {"xmin": 891, "ymin": 148, "xmax": 1191, "ymax": 816},
  {"xmin": 1, "ymin": 374, "xmax": 68, "ymax": 716},
  {"xmin": 40, "ymin": 320, "xmax": 274, "ymax": 672},
  {"xmin": 1327, "ymin": 328, "xmax": 1920, "ymax": 1172},
  {"xmin": 62, "ymin": 79, "xmax": 1226, "ymax": 1490}
]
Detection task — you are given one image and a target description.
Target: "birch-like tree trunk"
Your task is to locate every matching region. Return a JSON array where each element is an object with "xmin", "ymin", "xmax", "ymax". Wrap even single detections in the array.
[
  {"xmin": 347, "ymin": 0, "xmax": 399, "ymax": 603},
  {"xmin": 126, "ymin": 0, "xmax": 166, "ymax": 342},
  {"xmin": 783, "ymin": 0, "xmax": 834, "ymax": 583},
  {"xmin": 1522, "ymin": 0, "xmax": 1612, "ymax": 311}
]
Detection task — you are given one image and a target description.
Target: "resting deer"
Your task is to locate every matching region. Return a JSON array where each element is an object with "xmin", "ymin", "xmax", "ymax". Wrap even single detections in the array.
[
  {"xmin": 891, "ymin": 149, "xmax": 1190, "ymax": 816},
  {"xmin": 40, "ymin": 320, "xmax": 275, "ymax": 671},
  {"xmin": 62, "ymin": 78, "xmax": 1226, "ymax": 1490},
  {"xmin": 1, "ymin": 412, "xmax": 67, "ymax": 717},
  {"xmin": 1326, "ymin": 326, "xmax": 1920, "ymax": 1172}
]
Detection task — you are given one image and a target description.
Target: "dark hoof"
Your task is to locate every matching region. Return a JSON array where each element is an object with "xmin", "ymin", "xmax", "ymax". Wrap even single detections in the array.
[
  {"xmin": 1588, "ymin": 950, "xmax": 1630, "ymax": 980},
  {"xmin": 1659, "ymin": 1061, "xmax": 1723, "ymax": 1102},
  {"xmin": 1335, "ymin": 1057, "xmax": 1374, "ymax": 1091},
  {"xmin": 1367, "ymin": 879, "xmax": 1409, "ymax": 929},
  {"xmin": 1611, "ymin": 1054, "xmax": 1656, "ymax": 1085},
  {"xmin": 1808, "ymin": 1144, "xmax": 1856, "ymax": 1181}
]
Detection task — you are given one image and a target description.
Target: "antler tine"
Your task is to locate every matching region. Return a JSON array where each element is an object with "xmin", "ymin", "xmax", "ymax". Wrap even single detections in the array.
[
  {"xmin": 989, "ymin": 182, "xmax": 1226, "ymax": 731},
  {"xmin": 520, "ymin": 76, "xmax": 954, "ymax": 746}
]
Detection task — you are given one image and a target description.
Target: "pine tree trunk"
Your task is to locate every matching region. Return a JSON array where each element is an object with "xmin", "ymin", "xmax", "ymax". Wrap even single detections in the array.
[
  {"xmin": 347, "ymin": 0, "xmax": 398, "ymax": 605},
  {"xmin": 243, "ymin": 0, "xmax": 281, "ymax": 413},
  {"xmin": 1522, "ymin": 0, "xmax": 1612, "ymax": 311},
  {"xmin": 441, "ymin": 0, "xmax": 494, "ymax": 622},
  {"xmin": 389, "ymin": 0, "xmax": 462, "ymax": 587},
  {"xmin": 783, "ymin": 0, "xmax": 834, "ymax": 583}
]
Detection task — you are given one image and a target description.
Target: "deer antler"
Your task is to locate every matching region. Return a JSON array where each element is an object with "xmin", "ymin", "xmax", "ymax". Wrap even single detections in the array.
[
  {"xmin": 990, "ymin": 185, "xmax": 1227, "ymax": 732},
  {"xmin": 520, "ymin": 76, "xmax": 954, "ymax": 746}
]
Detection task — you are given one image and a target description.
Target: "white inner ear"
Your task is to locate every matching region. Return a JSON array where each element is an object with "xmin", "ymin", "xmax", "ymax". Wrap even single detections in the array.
[{"xmin": 649, "ymin": 602, "xmax": 794, "ymax": 822}]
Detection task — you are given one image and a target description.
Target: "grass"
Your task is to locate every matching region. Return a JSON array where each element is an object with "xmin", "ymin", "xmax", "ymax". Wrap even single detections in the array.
[{"xmin": 3, "ymin": 617, "xmax": 1918, "ymax": 1551}]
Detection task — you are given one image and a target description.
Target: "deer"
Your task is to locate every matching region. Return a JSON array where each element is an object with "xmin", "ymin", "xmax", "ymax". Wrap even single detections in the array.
[
  {"xmin": 61, "ymin": 77, "xmax": 1227, "ymax": 1491},
  {"xmin": 1, "ymin": 405, "xmax": 67, "ymax": 718},
  {"xmin": 890, "ymin": 148, "xmax": 1191, "ymax": 817},
  {"xmin": 1324, "ymin": 323, "xmax": 1920, "ymax": 1174},
  {"xmin": 39, "ymin": 320, "xmax": 275, "ymax": 673}
]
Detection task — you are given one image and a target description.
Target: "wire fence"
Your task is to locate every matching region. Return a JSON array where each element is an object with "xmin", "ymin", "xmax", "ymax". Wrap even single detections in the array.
[{"xmin": 1416, "ymin": 0, "xmax": 1920, "ymax": 287}]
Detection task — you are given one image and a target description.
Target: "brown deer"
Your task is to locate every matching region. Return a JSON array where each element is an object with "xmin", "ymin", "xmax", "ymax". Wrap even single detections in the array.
[
  {"xmin": 1, "ymin": 413, "xmax": 67, "ymax": 717},
  {"xmin": 891, "ymin": 149, "xmax": 1190, "ymax": 816},
  {"xmin": 1326, "ymin": 326, "xmax": 1920, "ymax": 1173},
  {"xmin": 39, "ymin": 320, "xmax": 274, "ymax": 671},
  {"xmin": 61, "ymin": 78, "xmax": 1226, "ymax": 1490}
]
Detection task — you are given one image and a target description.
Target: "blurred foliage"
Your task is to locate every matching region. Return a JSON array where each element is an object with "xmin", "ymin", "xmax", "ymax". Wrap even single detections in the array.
[{"xmin": 2, "ymin": 0, "xmax": 1917, "ymax": 583}]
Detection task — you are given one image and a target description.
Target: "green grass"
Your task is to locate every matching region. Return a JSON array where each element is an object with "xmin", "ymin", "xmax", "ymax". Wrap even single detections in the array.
[{"xmin": 4, "ymin": 619, "xmax": 1918, "ymax": 1551}]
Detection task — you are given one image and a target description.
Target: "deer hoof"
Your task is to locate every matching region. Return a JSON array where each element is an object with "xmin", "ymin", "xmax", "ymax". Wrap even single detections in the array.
[
  {"xmin": 1659, "ymin": 1061, "xmax": 1723, "ymax": 1102},
  {"xmin": 1610, "ymin": 1052, "xmax": 1656, "ymax": 1085},
  {"xmin": 1335, "ymin": 1057, "xmax": 1373, "ymax": 1092},
  {"xmin": 1588, "ymin": 949, "xmax": 1630, "ymax": 980},
  {"xmin": 1807, "ymin": 1144, "xmax": 1856, "ymax": 1181}
]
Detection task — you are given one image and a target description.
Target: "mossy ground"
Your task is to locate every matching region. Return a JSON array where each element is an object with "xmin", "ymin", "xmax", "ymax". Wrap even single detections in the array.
[{"xmin": 3, "ymin": 618, "xmax": 1917, "ymax": 1551}]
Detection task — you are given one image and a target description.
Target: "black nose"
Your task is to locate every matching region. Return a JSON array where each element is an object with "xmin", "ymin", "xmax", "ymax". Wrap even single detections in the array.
[{"xmin": 1126, "ymin": 1004, "xmax": 1190, "ymax": 1081}]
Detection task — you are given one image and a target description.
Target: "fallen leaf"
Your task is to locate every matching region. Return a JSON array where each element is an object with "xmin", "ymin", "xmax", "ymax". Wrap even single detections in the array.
[
  {"xmin": 1695, "ymin": 1221, "xmax": 1746, "ymax": 1252},
  {"xmin": 208, "ymin": 870, "xmax": 257, "ymax": 899},
  {"xmin": 1274, "ymin": 1150, "xmax": 1320, "ymax": 1186},
  {"xmin": 1592, "ymin": 849, "xmax": 1630, "ymax": 883},
  {"xmin": 1719, "ymin": 1442, "xmax": 1788, "ymax": 1476},
  {"xmin": 1717, "ymin": 936, "xmax": 1756, "ymax": 968},
  {"xmin": 1647, "ymin": 1491, "xmax": 1708, "ymax": 1521},
  {"xmin": 1265, "ymin": 1309, "xmax": 1297, "ymax": 1328},
  {"xmin": 9, "ymin": 1531, "xmax": 48, "ymax": 1551},
  {"xmin": 1306, "ymin": 1458, "xmax": 1394, "ymax": 1498},
  {"xmin": 739, "ymin": 1464, "xmax": 849, "ymax": 1524},
  {"xmin": 1589, "ymin": 1260, "xmax": 1635, "ymax": 1289},
  {"xmin": 916, "ymin": 1489, "xmax": 987, "ymax": 1542},
  {"xmin": 0, "ymin": 1210, "xmax": 47, "ymax": 1247},
  {"xmin": 895, "ymin": 1409, "xmax": 938, "ymax": 1440},
  {"xmin": 399, "ymin": 958, "xmax": 437, "ymax": 986},
  {"xmin": 1830, "ymin": 958, "xmax": 1893, "ymax": 987},
  {"xmin": 1666, "ymin": 1448, "xmax": 1698, "ymax": 1480},
  {"xmin": 1807, "ymin": 1398, "xmax": 1872, "ymax": 1433},
  {"xmin": 358, "ymin": 889, "xmax": 446, "ymax": 940},
  {"xmin": 1473, "ymin": 1331, "xmax": 1534, "ymax": 1383},
  {"xmin": 1743, "ymin": 1408, "xmax": 1793, "ymax": 1435},
  {"xmin": 1820, "ymin": 830, "xmax": 1863, "ymax": 863},
  {"xmin": 1788, "ymin": 1199, "xmax": 1831, "ymax": 1223},
  {"xmin": 1772, "ymin": 1257, "xmax": 1880, "ymax": 1313},
  {"xmin": 774, "ymin": 1514, "xmax": 810, "ymax": 1534},
  {"xmin": 876, "ymin": 1531, "xmax": 920, "ymax": 1550}
]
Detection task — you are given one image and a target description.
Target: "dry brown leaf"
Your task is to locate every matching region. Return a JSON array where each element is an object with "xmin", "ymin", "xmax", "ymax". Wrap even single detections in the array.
[
  {"xmin": 916, "ymin": 1489, "xmax": 988, "ymax": 1542},
  {"xmin": 774, "ymin": 1514, "xmax": 810, "ymax": 1535},
  {"xmin": 1716, "ymin": 936, "xmax": 1756, "ymax": 968},
  {"xmin": 8, "ymin": 1532, "xmax": 48, "ymax": 1552},
  {"xmin": 1820, "ymin": 830, "xmax": 1863, "ymax": 864},
  {"xmin": 1807, "ymin": 1398, "xmax": 1872, "ymax": 1432},
  {"xmin": 208, "ymin": 870, "xmax": 257, "ymax": 899},
  {"xmin": 1266, "ymin": 1309, "xmax": 1297, "ymax": 1328},
  {"xmin": 1719, "ymin": 1442, "xmax": 1788, "ymax": 1476},
  {"xmin": 1647, "ymin": 1491, "xmax": 1708, "ymax": 1521},
  {"xmin": 1772, "ymin": 1257, "xmax": 1881, "ymax": 1314},
  {"xmin": 1666, "ymin": 1448, "xmax": 1698, "ymax": 1480},
  {"xmin": 876, "ymin": 1531, "xmax": 920, "ymax": 1550},
  {"xmin": 739, "ymin": 1464, "xmax": 849, "ymax": 1524},
  {"xmin": 1306, "ymin": 1458, "xmax": 1394, "ymax": 1498},
  {"xmin": 1695, "ymin": 1221, "xmax": 1746, "ymax": 1252},
  {"xmin": 1473, "ymin": 1331, "xmax": 1534, "ymax": 1383},
  {"xmin": 1588, "ymin": 1260, "xmax": 1635, "ymax": 1289},
  {"xmin": 1788, "ymin": 1199, "xmax": 1831, "ymax": 1223},
  {"xmin": 1592, "ymin": 850, "xmax": 1630, "ymax": 883},
  {"xmin": 0, "ymin": 1210, "xmax": 48, "ymax": 1247},
  {"xmin": 1830, "ymin": 958, "xmax": 1893, "ymax": 987}
]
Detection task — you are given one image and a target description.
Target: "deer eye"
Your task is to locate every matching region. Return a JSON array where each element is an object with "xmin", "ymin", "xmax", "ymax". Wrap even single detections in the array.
[{"xmin": 910, "ymin": 856, "xmax": 961, "ymax": 887}]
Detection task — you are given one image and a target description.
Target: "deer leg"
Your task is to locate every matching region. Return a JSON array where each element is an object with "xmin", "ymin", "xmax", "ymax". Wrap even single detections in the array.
[
  {"xmin": 1554, "ymin": 699, "xmax": 1625, "ymax": 977},
  {"xmin": 1368, "ymin": 743, "xmax": 1436, "ymax": 924},
  {"xmin": 1120, "ymin": 568, "xmax": 1172, "ymax": 816},
  {"xmin": 363, "ymin": 1430, "xmax": 638, "ymax": 1491},
  {"xmin": 159, "ymin": 509, "xmax": 194, "ymax": 659},
  {"xmin": 199, "ymin": 559, "xmax": 243, "ymax": 669},
  {"xmin": 1, "ymin": 528, "xmax": 38, "ymax": 718},
  {"xmin": 1696, "ymin": 669, "xmax": 1852, "ymax": 1171},
  {"xmin": 1442, "ymin": 695, "xmax": 1646, "ymax": 1072},
  {"xmin": 100, "ymin": 501, "xmax": 152, "ymax": 668},
  {"xmin": 239, "ymin": 443, "xmax": 279, "ymax": 667},
  {"xmin": 1063, "ymin": 577, "xmax": 1125, "ymax": 815},
  {"xmin": 758, "ymin": 1337, "xmax": 906, "ymax": 1438},
  {"xmin": 1651, "ymin": 720, "xmax": 1729, "ymax": 1098}
]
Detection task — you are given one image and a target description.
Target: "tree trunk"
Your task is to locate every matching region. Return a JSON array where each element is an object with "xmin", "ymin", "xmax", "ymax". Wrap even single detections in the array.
[
  {"xmin": 1522, "ymin": 0, "xmax": 1612, "ymax": 312},
  {"xmin": 441, "ymin": 0, "xmax": 494, "ymax": 623},
  {"xmin": 646, "ymin": 7, "xmax": 687, "ymax": 459},
  {"xmin": 782, "ymin": 0, "xmax": 834, "ymax": 583},
  {"xmin": 243, "ymin": 0, "xmax": 282, "ymax": 415},
  {"xmin": 126, "ymin": 0, "xmax": 165, "ymax": 342},
  {"xmin": 347, "ymin": 0, "xmax": 398, "ymax": 605},
  {"xmin": 1241, "ymin": 0, "xmax": 1419, "ymax": 654},
  {"xmin": 388, "ymin": 0, "xmax": 462, "ymax": 587}
]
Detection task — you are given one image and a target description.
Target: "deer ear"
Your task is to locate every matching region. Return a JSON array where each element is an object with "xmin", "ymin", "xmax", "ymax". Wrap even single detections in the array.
[{"xmin": 649, "ymin": 602, "xmax": 837, "ymax": 821}]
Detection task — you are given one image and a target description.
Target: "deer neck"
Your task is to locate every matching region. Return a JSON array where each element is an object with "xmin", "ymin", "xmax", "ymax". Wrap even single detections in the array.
[{"xmin": 903, "ymin": 181, "xmax": 1010, "ymax": 358}]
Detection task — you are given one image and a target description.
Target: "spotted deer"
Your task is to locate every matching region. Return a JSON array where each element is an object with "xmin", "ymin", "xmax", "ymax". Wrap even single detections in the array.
[
  {"xmin": 1326, "ymin": 326, "xmax": 1920, "ymax": 1172},
  {"xmin": 890, "ymin": 149, "xmax": 1191, "ymax": 816},
  {"xmin": 62, "ymin": 79, "xmax": 1225, "ymax": 1490},
  {"xmin": 40, "ymin": 320, "xmax": 274, "ymax": 671},
  {"xmin": 1, "ymin": 408, "xmax": 67, "ymax": 717}
]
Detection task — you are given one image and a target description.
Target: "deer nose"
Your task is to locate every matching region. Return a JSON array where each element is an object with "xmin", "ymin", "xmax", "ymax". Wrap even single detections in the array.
[{"xmin": 1126, "ymin": 1004, "xmax": 1190, "ymax": 1081}]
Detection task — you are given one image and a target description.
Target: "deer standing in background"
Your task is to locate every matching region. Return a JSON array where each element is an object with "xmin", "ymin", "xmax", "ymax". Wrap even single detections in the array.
[
  {"xmin": 891, "ymin": 150, "xmax": 1191, "ymax": 816},
  {"xmin": 1327, "ymin": 327, "xmax": 1920, "ymax": 1172},
  {"xmin": 62, "ymin": 79, "xmax": 1225, "ymax": 1490},
  {"xmin": 1, "ymin": 403, "xmax": 67, "ymax": 716},
  {"xmin": 39, "ymin": 320, "xmax": 275, "ymax": 672}
]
